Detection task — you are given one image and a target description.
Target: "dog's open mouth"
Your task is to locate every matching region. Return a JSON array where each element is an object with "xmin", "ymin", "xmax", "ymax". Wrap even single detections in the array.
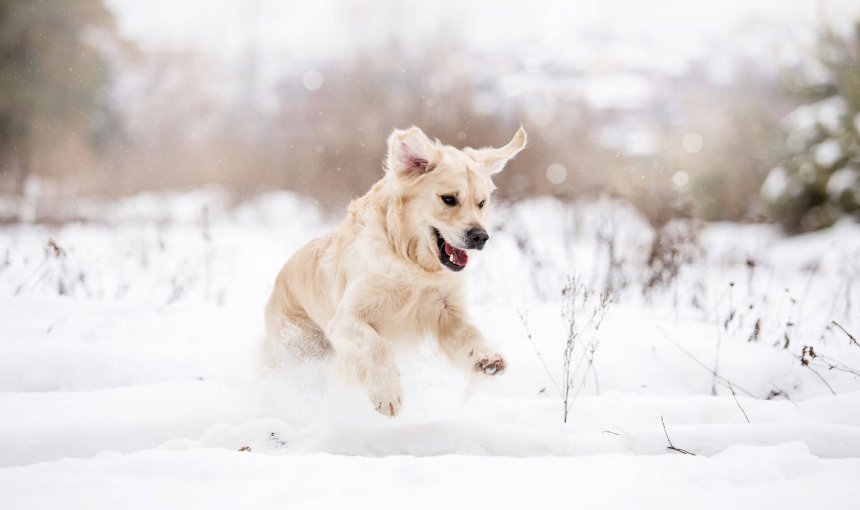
[{"xmin": 433, "ymin": 228, "xmax": 468, "ymax": 271}]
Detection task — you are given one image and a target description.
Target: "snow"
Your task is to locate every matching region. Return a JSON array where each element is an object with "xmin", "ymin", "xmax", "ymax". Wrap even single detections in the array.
[
  {"xmin": 761, "ymin": 166, "xmax": 788, "ymax": 201},
  {"xmin": 786, "ymin": 97, "xmax": 848, "ymax": 143},
  {"xmin": 827, "ymin": 167, "xmax": 858, "ymax": 197},
  {"xmin": 1, "ymin": 191, "xmax": 859, "ymax": 507},
  {"xmin": 5, "ymin": 444, "xmax": 860, "ymax": 510},
  {"xmin": 814, "ymin": 139, "xmax": 843, "ymax": 168}
]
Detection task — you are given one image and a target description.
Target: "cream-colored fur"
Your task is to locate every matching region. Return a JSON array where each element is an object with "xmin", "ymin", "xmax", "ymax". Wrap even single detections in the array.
[{"xmin": 263, "ymin": 125, "xmax": 527, "ymax": 416}]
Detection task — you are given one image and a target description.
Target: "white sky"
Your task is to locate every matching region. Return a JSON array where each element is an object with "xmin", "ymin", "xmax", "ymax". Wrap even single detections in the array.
[{"xmin": 105, "ymin": 0, "xmax": 860, "ymax": 62}]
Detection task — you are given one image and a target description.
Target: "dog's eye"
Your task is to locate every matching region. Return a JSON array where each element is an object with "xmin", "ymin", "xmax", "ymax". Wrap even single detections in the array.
[
  {"xmin": 441, "ymin": 195, "xmax": 458, "ymax": 207},
  {"xmin": 478, "ymin": 200, "xmax": 486, "ymax": 209}
]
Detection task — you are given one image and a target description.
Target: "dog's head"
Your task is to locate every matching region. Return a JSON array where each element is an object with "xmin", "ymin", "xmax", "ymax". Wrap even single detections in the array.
[{"xmin": 382, "ymin": 125, "xmax": 527, "ymax": 273}]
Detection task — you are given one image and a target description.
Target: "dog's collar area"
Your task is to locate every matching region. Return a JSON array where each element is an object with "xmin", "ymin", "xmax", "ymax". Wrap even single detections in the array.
[{"xmin": 433, "ymin": 228, "xmax": 468, "ymax": 272}]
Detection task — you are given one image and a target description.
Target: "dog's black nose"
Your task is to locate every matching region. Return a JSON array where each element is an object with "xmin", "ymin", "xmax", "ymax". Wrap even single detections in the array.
[{"xmin": 466, "ymin": 227, "xmax": 489, "ymax": 250}]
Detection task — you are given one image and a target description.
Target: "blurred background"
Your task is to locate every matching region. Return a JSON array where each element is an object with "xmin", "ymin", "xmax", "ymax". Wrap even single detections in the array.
[{"xmin": 1, "ymin": 0, "xmax": 859, "ymax": 232}]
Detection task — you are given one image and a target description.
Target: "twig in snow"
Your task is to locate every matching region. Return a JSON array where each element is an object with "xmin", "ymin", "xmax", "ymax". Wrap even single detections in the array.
[
  {"xmin": 798, "ymin": 346, "xmax": 837, "ymax": 395},
  {"xmin": 727, "ymin": 382, "xmax": 750, "ymax": 423},
  {"xmin": 816, "ymin": 354, "xmax": 860, "ymax": 377},
  {"xmin": 661, "ymin": 416, "xmax": 695, "ymax": 456},
  {"xmin": 47, "ymin": 238, "xmax": 66, "ymax": 258},
  {"xmin": 831, "ymin": 321, "xmax": 859, "ymax": 348},
  {"xmin": 747, "ymin": 317, "xmax": 762, "ymax": 343},
  {"xmin": 14, "ymin": 238, "xmax": 66, "ymax": 296},
  {"xmin": 656, "ymin": 327, "xmax": 757, "ymax": 398},
  {"xmin": 804, "ymin": 364, "xmax": 837, "ymax": 395},
  {"xmin": 518, "ymin": 308, "xmax": 562, "ymax": 398},
  {"xmin": 768, "ymin": 385, "xmax": 799, "ymax": 407}
]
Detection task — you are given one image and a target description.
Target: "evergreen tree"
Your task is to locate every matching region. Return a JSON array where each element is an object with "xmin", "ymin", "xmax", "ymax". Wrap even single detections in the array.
[{"xmin": 762, "ymin": 23, "xmax": 860, "ymax": 232}]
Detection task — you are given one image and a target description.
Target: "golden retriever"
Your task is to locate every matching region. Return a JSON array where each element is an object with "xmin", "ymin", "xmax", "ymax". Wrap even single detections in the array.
[{"xmin": 263, "ymin": 125, "xmax": 527, "ymax": 416}]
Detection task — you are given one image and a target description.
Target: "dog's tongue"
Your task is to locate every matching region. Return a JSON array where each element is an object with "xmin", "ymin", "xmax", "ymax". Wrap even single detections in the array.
[{"xmin": 444, "ymin": 243, "xmax": 469, "ymax": 266}]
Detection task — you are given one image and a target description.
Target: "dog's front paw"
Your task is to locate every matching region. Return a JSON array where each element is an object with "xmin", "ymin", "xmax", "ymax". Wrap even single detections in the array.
[
  {"xmin": 475, "ymin": 354, "xmax": 506, "ymax": 375},
  {"xmin": 368, "ymin": 383, "xmax": 403, "ymax": 417}
]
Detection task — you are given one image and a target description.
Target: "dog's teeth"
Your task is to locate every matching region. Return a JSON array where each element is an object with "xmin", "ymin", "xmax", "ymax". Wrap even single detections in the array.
[{"xmin": 449, "ymin": 253, "xmax": 456, "ymax": 263}]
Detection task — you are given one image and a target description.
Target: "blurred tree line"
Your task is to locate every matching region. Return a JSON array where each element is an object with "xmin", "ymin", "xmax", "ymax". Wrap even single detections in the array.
[
  {"xmin": 0, "ymin": 0, "xmax": 121, "ymax": 194},
  {"xmin": 0, "ymin": 0, "xmax": 856, "ymax": 233}
]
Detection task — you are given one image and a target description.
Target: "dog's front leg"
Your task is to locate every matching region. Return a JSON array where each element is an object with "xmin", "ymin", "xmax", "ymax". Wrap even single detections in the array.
[
  {"xmin": 328, "ymin": 295, "xmax": 402, "ymax": 416},
  {"xmin": 436, "ymin": 302, "xmax": 506, "ymax": 376}
]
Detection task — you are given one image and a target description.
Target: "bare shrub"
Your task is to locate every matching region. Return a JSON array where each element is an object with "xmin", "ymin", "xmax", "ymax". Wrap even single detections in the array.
[
  {"xmin": 13, "ymin": 237, "xmax": 96, "ymax": 298},
  {"xmin": 632, "ymin": 192, "xmax": 703, "ymax": 294},
  {"xmin": 560, "ymin": 276, "xmax": 611, "ymax": 423},
  {"xmin": 518, "ymin": 276, "xmax": 612, "ymax": 423}
]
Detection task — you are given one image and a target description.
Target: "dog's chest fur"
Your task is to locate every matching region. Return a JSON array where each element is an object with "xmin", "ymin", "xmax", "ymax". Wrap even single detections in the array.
[{"xmin": 344, "ymin": 230, "xmax": 458, "ymax": 337}]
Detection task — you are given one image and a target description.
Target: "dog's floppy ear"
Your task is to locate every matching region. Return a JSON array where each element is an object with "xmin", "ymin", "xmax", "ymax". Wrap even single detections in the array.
[
  {"xmin": 465, "ymin": 125, "xmax": 527, "ymax": 175},
  {"xmin": 386, "ymin": 126, "xmax": 438, "ymax": 178}
]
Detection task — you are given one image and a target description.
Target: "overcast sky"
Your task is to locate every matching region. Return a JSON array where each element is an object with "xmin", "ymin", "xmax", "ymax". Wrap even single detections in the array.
[{"xmin": 105, "ymin": 0, "xmax": 860, "ymax": 63}]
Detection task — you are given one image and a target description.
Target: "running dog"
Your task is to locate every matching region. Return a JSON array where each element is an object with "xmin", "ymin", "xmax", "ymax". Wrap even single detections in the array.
[{"xmin": 264, "ymin": 125, "xmax": 527, "ymax": 416}]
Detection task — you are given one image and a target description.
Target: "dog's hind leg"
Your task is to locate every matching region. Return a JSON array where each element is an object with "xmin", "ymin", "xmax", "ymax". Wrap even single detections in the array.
[{"xmin": 263, "ymin": 285, "xmax": 332, "ymax": 369}]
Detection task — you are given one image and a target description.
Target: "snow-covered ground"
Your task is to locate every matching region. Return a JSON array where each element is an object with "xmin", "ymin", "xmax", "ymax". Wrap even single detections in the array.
[{"xmin": 1, "ymin": 190, "xmax": 859, "ymax": 508}]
